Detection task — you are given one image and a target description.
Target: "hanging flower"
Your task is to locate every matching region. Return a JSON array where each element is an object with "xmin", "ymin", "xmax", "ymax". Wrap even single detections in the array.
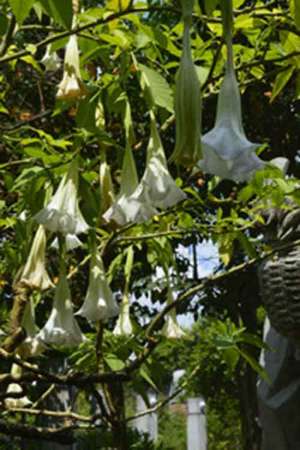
[
  {"xmin": 163, "ymin": 287, "xmax": 186, "ymax": 339},
  {"xmin": 136, "ymin": 116, "xmax": 186, "ymax": 210},
  {"xmin": 76, "ymin": 250, "xmax": 119, "ymax": 322},
  {"xmin": 41, "ymin": 44, "xmax": 61, "ymax": 72},
  {"xmin": 51, "ymin": 233, "xmax": 83, "ymax": 251},
  {"xmin": 35, "ymin": 159, "xmax": 89, "ymax": 236},
  {"xmin": 103, "ymin": 146, "xmax": 139, "ymax": 225},
  {"xmin": 198, "ymin": 0, "xmax": 264, "ymax": 182},
  {"xmin": 5, "ymin": 364, "xmax": 32, "ymax": 409},
  {"xmin": 104, "ymin": 115, "xmax": 186, "ymax": 226},
  {"xmin": 19, "ymin": 225, "xmax": 53, "ymax": 291},
  {"xmin": 170, "ymin": 0, "xmax": 202, "ymax": 167},
  {"xmin": 38, "ymin": 269, "xmax": 85, "ymax": 347},
  {"xmin": 56, "ymin": 32, "xmax": 86, "ymax": 100},
  {"xmin": 113, "ymin": 293, "xmax": 133, "ymax": 336},
  {"xmin": 18, "ymin": 298, "xmax": 44, "ymax": 358},
  {"xmin": 99, "ymin": 157, "xmax": 115, "ymax": 214}
]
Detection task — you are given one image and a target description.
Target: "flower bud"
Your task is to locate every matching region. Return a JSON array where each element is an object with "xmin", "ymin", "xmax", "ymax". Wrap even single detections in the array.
[
  {"xmin": 99, "ymin": 157, "xmax": 115, "ymax": 214},
  {"xmin": 171, "ymin": 0, "xmax": 202, "ymax": 167}
]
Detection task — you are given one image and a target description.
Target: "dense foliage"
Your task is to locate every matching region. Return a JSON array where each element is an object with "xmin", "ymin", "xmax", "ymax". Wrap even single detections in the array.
[{"xmin": 0, "ymin": 0, "xmax": 300, "ymax": 449}]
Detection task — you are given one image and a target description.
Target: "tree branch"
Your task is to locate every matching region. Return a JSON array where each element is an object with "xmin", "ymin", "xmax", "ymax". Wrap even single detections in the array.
[
  {"xmin": 0, "ymin": 420, "xmax": 75, "ymax": 445},
  {"xmin": 0, "ymin": 7, "xmax": 178, "ymax": 65}
]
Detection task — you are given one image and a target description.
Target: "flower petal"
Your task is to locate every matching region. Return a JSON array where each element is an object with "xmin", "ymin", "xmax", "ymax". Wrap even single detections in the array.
[
  {"xmin": 38, "ymin": 271, "xmax": 85, "ymax": 347},
  {"xmin": 35, "ymin": 160, "xmax": 89, "ymax": 235},
  {"xmin": 76, "ymin": 250, "xmax": 119, "ymax": 322}
]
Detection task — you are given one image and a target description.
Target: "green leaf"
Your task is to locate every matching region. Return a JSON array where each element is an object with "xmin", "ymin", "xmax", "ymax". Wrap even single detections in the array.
[
  {"xmin": 124, "ymin": 246, "xmax": 134, "ymax": 284},
  {"xmin": 76, "ymin": 97, "xmax": 98, "ymax": 132},
  {"xmin": 0, "ymin": 14, "xmax": 8, "ymax": 35},
  {"xmin": 295, "ymin": 0, "xmax": 300, "ymax": 28},
  {"xmin": 236, "ymin": 232, "xmax": 258, "ymax": 259},
  {"xmin": 9, "ymin": 0, "xmax": 35, "ymax": 24},
  {"xmin": 104, "ymin": 354, "xmax": 126, "ymax": 371},
  {"xmin": 140, "ymin": 366, "xmax": 158, "ymax": 391},
  {"xmin": 138, "ymin": 63, "xmax": 174, "ymax": 113},
  {"xmin": 39, "ymin": 0, "xmax": 73, "ymax": 29},
  {"xmin": 291, "ymin": 0, "xmax": 300, "ymax": 28},
  {"xmin": 238, "ymin": 348, "xmax": 270, "ymax": 382},
  {"xmin": 271, "ymin": 66, "xmax": 294, "ymax": 102}
]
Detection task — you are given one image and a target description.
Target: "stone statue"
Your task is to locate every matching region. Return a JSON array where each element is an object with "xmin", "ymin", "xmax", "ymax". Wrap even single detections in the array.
[{"xmin": 257, "ymin": 158, "xmax": 300, "ymax": 449}]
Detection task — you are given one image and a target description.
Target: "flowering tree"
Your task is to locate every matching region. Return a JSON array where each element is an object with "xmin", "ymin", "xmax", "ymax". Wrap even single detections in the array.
[{"xmin": 1, "ymin": 0, "xmax": 300, "ymax": 449}]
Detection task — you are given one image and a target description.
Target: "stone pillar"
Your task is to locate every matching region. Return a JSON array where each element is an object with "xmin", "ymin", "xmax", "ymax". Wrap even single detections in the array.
[
  {"xmin": 187, "ymin": 397, "xmax": 207, "ymax": 450},
  {"xmin": 132, "ymin": 393, "xmax": 158, "ymax": 442}
]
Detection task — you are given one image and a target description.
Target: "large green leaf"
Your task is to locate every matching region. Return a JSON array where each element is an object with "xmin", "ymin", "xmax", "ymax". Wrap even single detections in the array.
[
  {"xmin": 291, "ymin": 0, "xmax": 300, "ymax": 28},
  {"xmin": 138, "ymin": 63, "xmax": 174, "ymax": 113},
  {"xmin": 39, "ymin": 0, "xmax": 73, "ymax": 29},
  {"xmin": 9, "ymin": 0, "xmax": 35, "ymax": 24},
  {"xmin": 271, "ymin": 66, "xmax": 294, "ymax": 102},
  {"xmin": 296, "ymin": 0, "xmax": 300, "ymax": 28}
]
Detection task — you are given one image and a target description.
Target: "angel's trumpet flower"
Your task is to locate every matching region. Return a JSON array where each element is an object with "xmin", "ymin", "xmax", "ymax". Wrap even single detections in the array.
[
  {"xmin": 76, "ymin": 250, "xmax": 119, "ymax": 322},
  {"xmin": 38, "ymin": 269, "xmax": 85, "ymax": 347},
  {"xmin": 56, "ymin": 28, "xmax": 86, "ymax": 100},
  {"xmin": 41, "ymin": 44, "xmax": 61, "ymax": 72},
  {"xmin": 198, "ymin": 0, "xmax": 264, "ymax": 182},
  {"xmin": 20, "ymin": 225, "xmax": 53, "ymax": 290},
  {"xmin": 104, "ymin": 115, "xmax": 186, "ymax": 226},
  {"xmin": 103, "ymin": 145, "xmax": 139, "ymax": 225},
  {"xmin": 163, "ymin": 287, "xmax": 186, "ymax": 339},
  {"xmin": 35, "ymin": 159, "xmax": 89, "ymax": 236},
  {"xmin": 113, "ymin": 293, "xmax": 133, "ymax": 336}
]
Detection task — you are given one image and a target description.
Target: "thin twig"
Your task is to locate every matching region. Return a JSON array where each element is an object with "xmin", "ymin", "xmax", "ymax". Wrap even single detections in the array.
[{"xmin": 5, "ymin": 407, "xmax": 94, "ymax": 423}]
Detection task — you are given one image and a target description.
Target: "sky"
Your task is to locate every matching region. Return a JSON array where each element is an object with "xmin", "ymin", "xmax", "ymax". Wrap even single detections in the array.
[{"xmin": 137, "ymin": 241, "xmax": 220, "ymax": 329}]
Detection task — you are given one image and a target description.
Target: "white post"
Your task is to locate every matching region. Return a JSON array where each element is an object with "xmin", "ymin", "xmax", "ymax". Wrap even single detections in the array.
[
  {"xmin": 187, "ymin": 397, "xmax": 207, "ymax": 450},
  {"xmin": 132, "ymin": 393, "xmax": 158, "ymax": 442}
]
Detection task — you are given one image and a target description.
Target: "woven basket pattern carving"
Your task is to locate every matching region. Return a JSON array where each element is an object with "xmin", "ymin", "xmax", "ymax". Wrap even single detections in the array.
[{"xmin": 258, "ymin": 245, "xmax": 300, "ymax": 338}]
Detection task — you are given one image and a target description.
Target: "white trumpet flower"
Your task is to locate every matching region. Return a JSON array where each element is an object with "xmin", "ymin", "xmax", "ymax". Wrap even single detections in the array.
[
  {"xmin": 5, "ymin": 364, "xmax": 32, "ymax": 409},
  {"xmin": 103, "ymin": 117, "xmax": 186, "ymax": 226},
  {"xmin": 20, "ymin": 225, "xmax": 53, "ymax": 291},
  {"xmin": 56, "ymin": 33, "xmax": 86, "ymax": 100},
  {"xmin": 51, "ymin": 233, "xmax": 83, "ymax": 251},
  {"xmin": 113, "ymin": 293, "xmax": 133, "ymax": 336},
  {"xmin": 41, "ymin": 45, "xmax": 61, "ymax": 72},
  {"xmin": 76, "ymin": 250, "xmax": 119, "ymax": 322},
  {"xmin": 38, "ymin": 270, "xmax": 85, "ymax": 347},
  {"xmin": 170, "ymin": 0, "xmax": 202, "ymax": 167},
  {"xmin": 163, "ymin": 287, "xmax": 186, "ymax": 339},
  {"xmin": 198, "ymin": 1, "xmax": 264, "ymax": 182},
  {"xmin": 103, "ymin": 145, "xmax": 139, "ymax": 225},
  {"xmin": 35, "ymin": 159, "xmax": 89, "ymax": 236},
  {"xmin": 142, "ymin": 115, "xmax": 187, "ymax": 209}
]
